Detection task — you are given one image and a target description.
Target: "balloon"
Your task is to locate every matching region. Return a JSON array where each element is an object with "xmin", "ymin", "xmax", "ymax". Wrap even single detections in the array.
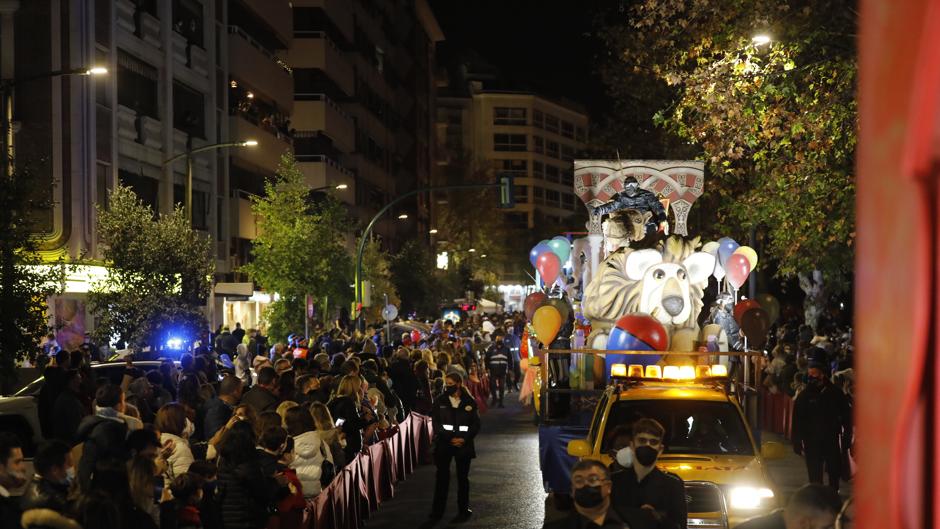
[
  {"xmin": 548, "ymin": 236, "xmax": 571, "ymax": 264},
  {"xmin": 740, "ymin": 307, "xmax": 771, "ymax": 348},
  {"xmin": 520, "ymin": 330, "xmax": 530, "ymax": 359},
  {"xmin": 605, "ymin": 313, "xmax": 669, "ymax": 370},
  {"xmin": 529, "ymin": 241, "xmax": 552, "ymax": 267},
  {"xmin": 756, "ymin": 293, "xmax": 781, "ymax": 324},
  {"xmin": 725, "ymin": 253, "xmax": 751, "ymax": 290},
  {"xmin": 733, "ymin": 246, "xmax": 758, "ymax": 270},
  {"xmin": 411, "ymin": 330, "xmax": 421, "ymax": 343},
  {"xmin": 733, "ymin": 299, "xmax": 762, "ymax": 325},
  {"xmin": 670, "ymin": 328, "xmax": 698, "ymax": 352},
  {"xmin": 523, "ymin": 292, "xmax": 548, "ymax": 321},
  {"xmin": 713, "ymin": 263, "xmax": 726, "ymax": 281},
  {"xmin": 532, "ymin": 306, "xmax": 562, "ymax": 346},
  {"xmin": 536, "ymin": 252, "xmax": 562, "ymax": 285},
  {"xmin": 547, "ymin": 298, "xmax": 571, "ymax": 323},
  {"xmin": 717, "ymin": 237, "xmax": 740, "ymax": 268},
  {"xmin": 701, "ymin": 241, "xmax": 720, "ymax": 256}
]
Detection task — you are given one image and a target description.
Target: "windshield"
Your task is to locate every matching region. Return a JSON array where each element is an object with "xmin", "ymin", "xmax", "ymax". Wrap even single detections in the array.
[{"xmin": 601, "ymin": 399, "xmax": 754, "ymax": 456}]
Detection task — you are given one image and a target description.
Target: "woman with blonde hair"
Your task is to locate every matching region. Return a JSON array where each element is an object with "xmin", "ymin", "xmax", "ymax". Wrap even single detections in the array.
[
  {"xmin": 309, "ymin": 402, "xmax": 347, "ymax": 469},
  {"xmin": 328, "ymin": 375, "xmax": 378, "ymax": 462},
  {"xmin": 276, "ymin": 400, "xmax": 299, "ymax": 426}
]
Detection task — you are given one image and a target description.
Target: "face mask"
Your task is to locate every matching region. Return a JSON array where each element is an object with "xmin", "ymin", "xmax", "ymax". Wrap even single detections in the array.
[
  {"xmin": 573, "ymin": 485, "xmax": 605, "ymax": 509},
  {"xmin": 615, "ymin": 446, "xmax": 633, "ymax": 467},
  {"xmin": 634, "ymin": 445, "xmax": 659, "ymax": 467},
  {"xmin": 65, "ymin": 467, "xmax": 76, "ymax": 483},
  {"xmin": 444, "ymin": 385, "xmax": 457, "ymax": 396},
  {"xmin": 183, "ymin": 418, "xmax": 195, "ymax": 439}
]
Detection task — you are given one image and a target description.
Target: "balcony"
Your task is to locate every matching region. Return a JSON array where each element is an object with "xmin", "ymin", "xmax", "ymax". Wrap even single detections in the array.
[
  {"xmin": 228, "ymin": 26, "xmax": 294, "ymax": 108},
  {"xmin": 296, "ymin": 0, "xmax": 354, "ymax": 42},
  {"xmin": 241, "ymin": 0, "xmax": 292, "ymax": 47},
  {"xmin": 230, "ymin": 114, "xmax": 292, "ymax": 173},
  {"xmin": 296, "ymin": 155, "xmax": 354, "ymax": 192},
  {"xmin": 292, "ymin": 94, "xmax": 354, "ymax": 151},
  {"xmin": 115, "ymin": 0, "xmax": 160, "ymax": 48},
  {"xmin": 288, "ymin": 33, "xmax": 354, "ymax": 97}
]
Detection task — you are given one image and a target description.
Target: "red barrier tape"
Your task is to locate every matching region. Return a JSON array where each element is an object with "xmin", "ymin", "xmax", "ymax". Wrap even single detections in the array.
[{"xmin": 304, "ymin": 412, "xmax": 434, "ymax": 529}]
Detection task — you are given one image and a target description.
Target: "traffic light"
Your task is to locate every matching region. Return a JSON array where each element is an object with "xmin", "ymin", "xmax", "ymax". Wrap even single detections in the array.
[{"xmin": 498, "ymin": 174, "xmax": 515, "ymax": 209}]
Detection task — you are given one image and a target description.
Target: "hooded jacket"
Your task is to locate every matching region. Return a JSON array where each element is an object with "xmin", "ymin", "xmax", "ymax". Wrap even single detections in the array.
[
  {"xmin": 75, "ymin": 411, "xmax": 129, "ymax": 490},
  {"xmin": 290, "ymin": 431, "xmax": 333, "ymax": 497}
]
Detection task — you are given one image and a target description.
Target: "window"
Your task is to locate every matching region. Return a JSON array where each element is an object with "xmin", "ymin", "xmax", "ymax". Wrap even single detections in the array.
[
  {"xmin": 501, "ymin": 159, "xmax": 527, "ymax": 177},
  {"xmin": 545, "ymin": 164, "xmax": 560, "ymax": 183},
  {"xmin": 494, "ymin": 133, "xmax": 526, "ymax": 152},
  {"xmin": 562, "ymin": 170, "xmax": 574, "ymax": 188},
  {"xmin": 173, "ymin": 81, "xmax": 206, "ymax": 138},
  {"xmin": 96, "ymin": 163, "xmax": 111, "ymax": 209},
  {"xmin": 494, "ymin": 107, "xmax": 527, "ymax": 125},
  {"xmin": 546, "ymin": 189, "xmax": 560, "ymax": 208},
  {"xmin": 119, "ymin": 169, "xmax": 159, "ymax": 213},
  {"xmin": 532, "ymin": 109, "xmax": 543, "ymax": 128},
  {"xmin": 547, "ymin": 140, "xmax": 559, "ymax": 158},
  {"xmin": 533, "ymin": 161, "xmax": 544, "ymax": 179},
  {"xmin": 562, "ymin": 121, "xmax": 574, "ymax": 138},
  {"xmin": 505, "ymin": 212, "xmax": 528, "ymax": 226},
  {"xmin": 545, "ymin": 114, "xmax": 559, "ymax": 133},
  {"xmin": 117, "ymin": 50, "xmax": 159, "ymax": 119},
  {"xmin": 174, "ymin": 185, "xmax": 209, "ymax": 230},
  {"xmin": 514, "ymin": 184, "xmax": 528, "ymax": 203},
  {"xmin": 533, "ymin": 186, "xmax": 544, "ymax": 205},
  {"xmin": 561, "ymin": 144, "xmax": 575, "ymax": 162},
  {"xmin": 533, "ymin": 135, "xmax": 544, "ymax": 154},
  {"xmin": 562, "ymin": 193, "xmax": 575, "ymax": 210},
  {"xmin": 576, "ymin": 126, "xmax": 586, "ymax": 142},
  {"xmin": 172, "ymin": 0, "xmax": 204, "ymax": 47}
]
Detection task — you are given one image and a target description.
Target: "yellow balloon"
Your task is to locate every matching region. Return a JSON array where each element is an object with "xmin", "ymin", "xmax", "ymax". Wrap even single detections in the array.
[
  {"xmin": 532, "ymin": 305, "xmax": 563, "ymax": 346},
  {"xmin": 733, "ymin": 246, "xmax": 758, "ymax": 270}
]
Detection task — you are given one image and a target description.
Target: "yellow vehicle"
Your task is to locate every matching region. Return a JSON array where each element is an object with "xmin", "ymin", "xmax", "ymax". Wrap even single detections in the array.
[{"xmin": 564, "ymin": 360, "xmax": 786, "ymax": 528}]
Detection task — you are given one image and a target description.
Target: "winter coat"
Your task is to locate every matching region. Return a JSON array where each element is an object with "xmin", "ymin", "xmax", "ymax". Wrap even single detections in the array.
[
  {"xmin": 160, "ymin": 433, "xmax": 195, "ymax": 485},
  {"xmin": 290, "ymin": 431, "xmax": 333, "ymax": 497},
  {"xmin": 328, "ymin": 396, "xmax": 368, "ymax": 462},
  {"xmin": 216, "ymin": 461, "xmax": 275, "ymax": 529},
  {"xmin": 318, "ymin": 428, "xmax": 347, "ymax": 470},
  {"xmin": 75, "ymin": 412, "xmax": 129, "ymax": 490},
  {"xmin": 241, "ymin": 386, "xmax": 279, "ymax": 414}
]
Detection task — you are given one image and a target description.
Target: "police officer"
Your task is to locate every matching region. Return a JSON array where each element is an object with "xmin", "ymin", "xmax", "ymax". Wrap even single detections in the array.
[
  {"xmin": 610, "ymin": 418, "xmax": 687, "ymax": 529},
  {"xmin": 429, "ymin": 373, "xmax": 481, "ymax": 524},
  {"xmin": 792, "ymin": 359, "xmax": 852, "ymax": 492},
  {"xmin": 484, "ymin": 333, "xmax": 511, "ymax": 407}
]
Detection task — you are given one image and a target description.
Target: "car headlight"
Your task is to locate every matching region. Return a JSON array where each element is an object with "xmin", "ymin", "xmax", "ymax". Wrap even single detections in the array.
[{"xmin": 729, "ymin": 486, "xmax": 774, "ymax": 509}]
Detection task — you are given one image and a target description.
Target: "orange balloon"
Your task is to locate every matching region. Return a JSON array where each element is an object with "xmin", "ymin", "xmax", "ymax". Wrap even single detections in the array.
[{"xmin": 532, "ymin": 305, "xmax": 563, "ymax": 346}]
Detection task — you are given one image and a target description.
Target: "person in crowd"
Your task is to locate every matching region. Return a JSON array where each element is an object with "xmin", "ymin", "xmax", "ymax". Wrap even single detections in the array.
[
  {"xmin": 610, "ymin": 418, "xmax": 687, "ymax": 529},
  {"xmin": 0, "ymin": 433, "xmax": 26, "ymax": 529},
  {"xmin": 126, "ymin": 451, "xmax": 161, "ymax": 525},
  {"xmin": 20, "ymin": 440, "xmax": 74, "ymax": 513},
  {"xmin": 241, "ymin": 367, "xmax": 280, "ymax": 414},
  {"xmin": 201, "ymin": 376, "xmax": 243, "ymax": 442},
  {"xmin": 156, "ymin": 403, "xmax": 196, "ymax": 485},
  {"xmin": 234, "ymin": 343, "xmax": 253, "ymax": 388},
  {"xmin": 37, "ymin": 350, "xmax": 70, "ymax": 438},
  {"xmin": 232, "ymin": 323, "xmax": 246, "ymax": 345},
  {"xmin": 542, "ymin": 459, "xmax": 655, "ymax": 529},
  {"xmin": 413, "ymin": 360, "xmax": 434, "ymax": 415},
  {"xmin": 277, "ymin": 401, "xmax": 299, "ymax": 426},
  {"xmin": 187, "ymin": 461, "xmax": 221, "ymax": 529},
  {"xmin": 52, "ymin": 369, "xmax": 87, "ymax": 444},
  {"xmin": 605, "ymin": 425, "xmax": 635, "ymax": 472},
  {"xmin": 388, "ymin": 348, "xmax": 419, "ymax": 415},
  {"xmin": 429, "ymin": 373, "xmax": 480, "ymax": 524},
  {"xmin": 163, "ymin": 472, "xmax": 206, "ymax": 529},
  {"xmin": 329, "ymin": 375, "xmax": 379, "ymax": 463},
  {"xmin": 484, "ymin": 334, "xmax": 511, "ymax": 408},
  {"xmin": 792, "ymin": 360, "xmax": 852, "ymax": 492},
  {"xmin": 77, "ymin": 459, "xmax": 158, "ymax": 529},
  {"xmin": 309, "ymin": 402, "xmax": 347, "ymax": 469},
  {"xmin": 76, "ymin": 383, "xmax": 133, "ymax": 490},
  {"xmin": 734, "ymin": 483, "xmax": 842, "ymax": 529},
  {"xmin": 295, "ymin": 375, "xmax": 328, "ymax": 406},
  {"xmin": 285, "ymin": 407, "xmax": 333, "ymax": 498},
  {"xmin": 216, "ymin": 421, "xmax": 278, "ymax": 529}
]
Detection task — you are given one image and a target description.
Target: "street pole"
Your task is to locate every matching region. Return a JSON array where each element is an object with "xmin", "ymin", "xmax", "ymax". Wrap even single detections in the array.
[
  {"xmin": 384, "ymin": 293, "xmax": 390, "ymax": 345},
  {"xmin": 163, "ymin": 140, "xmax": 256, "ymax": 227},
  {"xmin": 354, "ymin": 181, "xmax": 506, "ymax": 329},
  {"xmin": 185, "ymin": 155, "xmax": 193, "ymax": 226}
]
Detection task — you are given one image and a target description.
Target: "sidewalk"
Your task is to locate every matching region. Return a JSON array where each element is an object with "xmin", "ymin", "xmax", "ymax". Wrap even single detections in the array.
[{"xmin": 762, "ymin": 432, "xmax": 854, "ymax": 503}]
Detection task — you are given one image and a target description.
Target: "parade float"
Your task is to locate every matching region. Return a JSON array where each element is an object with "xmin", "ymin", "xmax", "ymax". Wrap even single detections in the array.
[{"xmin": 521, "ymin": 159, "xmax": 781, "ymax": 498}]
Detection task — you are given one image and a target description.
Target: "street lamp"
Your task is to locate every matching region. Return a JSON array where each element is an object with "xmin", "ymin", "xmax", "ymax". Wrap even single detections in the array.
[
  {"xmin": 429, "ymin": 228, "xmax": 438, "ymax": 234},
  {"xmin": 2, "ymin": 66, "xmax": 108, "ymax": 177},
  {"xmin": 310, "ymin": 183, "xmax": 348, "ymax": 193},
  {"xmin": 163, "ymin": 140, "xmax": 258, "ymax": 226},
  {"xmin": 751, "ymin": 34, "xmax": 771, "ymax": 46},
  {"xmin": 397, "ymin": 213, "xmax": 408, "ymax": 220}
]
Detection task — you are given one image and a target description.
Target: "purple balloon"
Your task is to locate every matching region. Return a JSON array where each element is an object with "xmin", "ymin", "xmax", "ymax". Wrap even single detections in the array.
[
  {"xmin": 717, "ymin": 237, "xmax": 740, "ymax": 268},
  {"xmin": 529, "ymin": 241, "xmax": 552, "ymax": 267}
]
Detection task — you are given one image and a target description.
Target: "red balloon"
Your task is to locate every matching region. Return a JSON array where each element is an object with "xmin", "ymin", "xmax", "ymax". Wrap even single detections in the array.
[
  {"xmin": 613, "ymin": 313, "xmax": 670, "ymax": 351},
  {"xmin": 411, "ymin": 330, "xmax": 421, "ymax": 343},
  {"xmin": 536, "ymin": 252, "xmax": 561, "ymax": 285},
  {"xmin": 733, "ymin": 299, "xmax": 762, "ymax": 325},
  {"xmin": 725, "ymin": 253, "xmax": 752, "ymax": 289},
  {"xmin": 524, "ymin": 292, "xmax": 548, "ymax": 321}
]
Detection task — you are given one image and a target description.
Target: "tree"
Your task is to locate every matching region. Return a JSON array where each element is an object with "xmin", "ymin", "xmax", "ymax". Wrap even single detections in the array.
[
  {"xmin": 241, "ymin": 153, "xmax": 352, "ymax": 341},
  {"xmin": 391, "ymin": 239, "xmax": 448, "ymax": 317},
  {"xmin": 0, "ymin": 164, "xmax": 63, "ymax": 383},
  {"xmin": 360, "ymin": 238, "xmax": 399, "ymax": 322},
  {"xmin": 90, "ymin": 185, "xmax": 214, "ymax": 349},
  {"xmin": 597, "ymin": 0, "xmax": 857, "ymax": 309}
]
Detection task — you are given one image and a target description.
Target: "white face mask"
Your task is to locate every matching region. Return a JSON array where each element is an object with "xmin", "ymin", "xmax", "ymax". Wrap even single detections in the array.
[
  {"xmin": 65, "ymin": 467, "xmax": 76, "ymax": 481},
  {"xmin": 615, "ymin": 446, "xmax": 633, "ymax": 467},
  {"xmin": 183, "ymin": 418, "xmax": 195, "ymax": 439}
]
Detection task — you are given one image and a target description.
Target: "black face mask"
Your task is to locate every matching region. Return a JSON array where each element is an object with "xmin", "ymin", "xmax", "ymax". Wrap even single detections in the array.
[
  {"xmin": 573, "ymin": 485, "xmax": 605, "ymax": 508},
  {"xmin": 444, "ymin": 385, "xmax": 458, "ymax": 396},
  {"xmin": 634, "ymin": 445, "xmax": 659, "ymax": 467}
]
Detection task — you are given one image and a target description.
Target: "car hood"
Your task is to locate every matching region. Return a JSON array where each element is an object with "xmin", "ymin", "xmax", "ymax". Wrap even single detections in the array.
[
  {"xmin": 656, "ymin": 453, "xmax": 769, "ymax": 487},
  {"xmin": 0, "ymin": 396, "xmax": 36, "ymax": 412}
]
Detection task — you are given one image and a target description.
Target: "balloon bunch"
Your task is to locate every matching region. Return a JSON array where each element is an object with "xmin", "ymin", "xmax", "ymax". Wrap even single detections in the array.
[
  {"xmin": 701, "ymin": 237, "xmax": 758, "ymax": 293},
  {"xmin": 523, "ymin": 290, "xmax": 572, "ymax": 346},
  {"xmin": 528, "ymin": 236, "xmax": 571, "ymax": 287}
]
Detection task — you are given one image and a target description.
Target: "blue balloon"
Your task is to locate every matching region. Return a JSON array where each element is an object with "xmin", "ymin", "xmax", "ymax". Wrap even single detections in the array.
[
  {"xmin": 717, "ymin": 237, "xmax": 740, "ymax": 268},
  {"xmin": 529, "ymin": 241, "xmax": 552, "ymax": 267},
  {"xmin": 606, "ymin": 327, "xmax": 660, "ymax": 375}
]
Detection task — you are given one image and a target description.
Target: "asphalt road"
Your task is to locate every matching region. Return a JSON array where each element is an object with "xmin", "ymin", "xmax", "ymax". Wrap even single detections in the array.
[{"xmin": 365, "ymin": 392, "xmax": 852, "ymax": 529}]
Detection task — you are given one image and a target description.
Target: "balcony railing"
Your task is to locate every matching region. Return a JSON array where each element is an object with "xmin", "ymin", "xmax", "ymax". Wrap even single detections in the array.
[{"xmin": 228, "ymin": 25, "xmax": 292, "ymax": 75}]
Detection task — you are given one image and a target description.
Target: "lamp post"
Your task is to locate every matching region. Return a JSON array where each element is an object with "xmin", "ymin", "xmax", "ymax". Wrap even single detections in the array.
[
  {"xmin": 162, "ymin": 140, "xmax": 257, "ymax": 226},
  {"xmin": 310, "ymin": 183, "xmax": 348, "ymax": 193},
  {"xmin": 1, "ymin": 66, "xmax": 108, "ymax": 177}
]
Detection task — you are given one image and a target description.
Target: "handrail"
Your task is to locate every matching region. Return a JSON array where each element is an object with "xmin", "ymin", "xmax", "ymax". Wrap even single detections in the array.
[
  {"xmin": 293, "ymin": 93, "xmax": 352, "ymax": 120},
  {"xmin": 227, "ymin": 25, "xmax": 292, "ymax": 74}
]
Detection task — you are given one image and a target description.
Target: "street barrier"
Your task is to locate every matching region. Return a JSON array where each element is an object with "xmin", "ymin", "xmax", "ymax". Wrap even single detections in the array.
[
  {"xmin": 759, "ymin": 388, "xmax": 794, "ymax": 439},
  {"xmin": 304, "ymin": 412, "xmax": 435, "ymax": 529}
]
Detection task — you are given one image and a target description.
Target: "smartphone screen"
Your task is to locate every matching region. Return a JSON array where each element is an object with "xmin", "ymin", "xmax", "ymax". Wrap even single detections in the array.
[{"xmin": 335, "ymin": 418, "xmax": 345, "ymax": 427}]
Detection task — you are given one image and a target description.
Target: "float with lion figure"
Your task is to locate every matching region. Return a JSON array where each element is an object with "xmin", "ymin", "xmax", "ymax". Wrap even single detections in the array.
[{"xmin": 519, "ymin": 159, "xmax": 783, "ymax": 505}]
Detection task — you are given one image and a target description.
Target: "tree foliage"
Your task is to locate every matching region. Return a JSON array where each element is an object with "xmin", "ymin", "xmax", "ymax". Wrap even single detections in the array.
[
  {"xmin": 0, "ymin": 165, "xmax": 63, "ymax": 380},
  {"xmin": 90, "ymin": 185, "xmax": 214, "ymax": 348},
  {"xmin": 241, "ymin": 153, "xmax": 352, "ymax": 341},
  {"xmin": 360, "ymin": 238, "xmax": 399, "ymax": 322},
  {"xmin": 597, "ymin": 0, "xmax": 857, "ymax": 291}
]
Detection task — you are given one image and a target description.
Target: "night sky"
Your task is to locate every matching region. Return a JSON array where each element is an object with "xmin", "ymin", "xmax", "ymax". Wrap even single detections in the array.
[{"xmin": 429, "ymin": 0, "xmax": 611, "ymax": 119}]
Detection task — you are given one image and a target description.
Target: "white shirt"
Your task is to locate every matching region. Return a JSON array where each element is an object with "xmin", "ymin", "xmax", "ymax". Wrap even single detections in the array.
[
  {"xmin": 449, "ymin": 391, "xmax": 462, "ymax": 408},
  {"xmin": 0, "ymin": 483, "xmax": 9, "ymax": 498}
]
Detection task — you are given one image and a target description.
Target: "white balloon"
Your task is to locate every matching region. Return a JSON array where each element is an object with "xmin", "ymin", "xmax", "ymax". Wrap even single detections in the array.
[
  {"xmin": 713, "ymin": 264, "xmax": 726, "ymax": 281},
  {"xmin": 702, "ymin": 241, "xmax": 720, "ymax": 256}
]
